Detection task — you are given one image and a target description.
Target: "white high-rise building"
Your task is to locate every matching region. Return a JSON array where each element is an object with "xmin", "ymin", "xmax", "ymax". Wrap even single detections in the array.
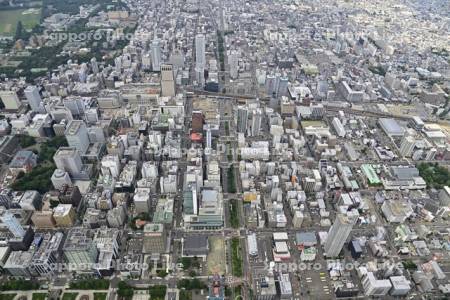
[
  {"xmin": 53, "ymin": 147, "xmax": 83, "ymax": 178},
  {"xmin": 0, "ymin": 211, "xmax": 25, "ymax": 238},
  {"xmin": 426, "ymin": 148, "xmax": 437, "ymax": 160},
  {"xmin": 160, "ymin": 64, "xmax": 175, "ymax": 96},
  {"xmin": 195, "ymin": 66, "xmax": 205, "ymax": 86},
  {"xmin": 101, "ymin": 155, "xmax": 121, "ymax": 179},
  {"xmin": 142, "ymin": 162, "xmax": 158, "ymax": 178},
  {"xmin": 205, "ymin": 125, "xmax": 212, "ymax": 149},
  {"xmin": 24, "ymin": 86, "xmax": 44, "ymax": 113},
  {"xmin": 107, "ymin": 204, "xmax": 127, "ymax": 228},
  {"xmin": 90, "ymin": 57, "xmax": 99, "ymax": 74},
  {"xmin": 195, "ymin": 34, "xmax": 206, "ymax": 69},
  {"xmin": 151, "ymin": 39, "xmax": 162, "ymax": 72},
  {"xmin": 400, "ymin": 135, "xmax": 416, "ymax": 157},
  {"xmin": 142, "ymin": 53, "xmax": 151, "ymax": 70},
  {"xmin": 65, "ymin": 120, "xmax": 90, "ymax": 154},
  {"xmin": 51, "ymin": 169, "xmax": 72, "ymax": 189},
  {"xmin": 362, "ymin": 272, "xmax": 392, "ymax": 296},
  {"xmin": 134, "ymin": 189, "xmax": 151, "ymax": 213},
  {"xmin": 229, "ymin": 50, "xmax": 239, "ymax": 79},
  {"xmin": 324, "ymin": 210, "xmax": 359, "ymax": 257}
]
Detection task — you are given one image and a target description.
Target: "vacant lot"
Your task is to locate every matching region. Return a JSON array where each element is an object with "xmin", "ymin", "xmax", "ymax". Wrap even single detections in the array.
[
  {"xmin": 207, "ymin": 236, "xmax": 226, "ymax": 275},
  {"xmin": 0, "ymin": 8, "xmax": 41, "ymax": 36}
]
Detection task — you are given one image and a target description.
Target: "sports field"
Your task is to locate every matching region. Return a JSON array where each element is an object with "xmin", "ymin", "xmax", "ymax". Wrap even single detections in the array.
[{"xmin": 0, "ymin": 8, "xmax": 41, "ymax": 36}]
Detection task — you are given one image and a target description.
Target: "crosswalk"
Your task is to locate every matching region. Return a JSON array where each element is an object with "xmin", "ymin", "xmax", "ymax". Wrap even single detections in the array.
[
  {"xmin": 304, "ymin": 273, "xmax": 330, "ymax": 295},
  {"xmin": 320, "ymin": 273, "xmax": 330, "ymax": 295}
]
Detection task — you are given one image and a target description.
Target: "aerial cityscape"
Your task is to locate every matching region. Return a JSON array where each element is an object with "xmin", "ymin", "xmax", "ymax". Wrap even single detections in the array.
[{"xmin": 0, "ymin": 0, "xmax": 449, "ymax": 299}]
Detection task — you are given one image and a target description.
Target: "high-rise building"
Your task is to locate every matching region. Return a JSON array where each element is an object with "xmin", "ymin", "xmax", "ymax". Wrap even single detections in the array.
[
  {"xmin": 53, "ymin": 204, "xmax": 76, "ymax": 227},
  {"xmin": 160, "ymin": 64, "xmax": 176, "ymax": 96},
  {"xmin": 192, "ymin": 111, "xmax": 204, "ymax": 133},
  {"xmin": 63, "ymin": 227, "xmax": 98, "ymax": 270},
  {"xmin": 65, "ymin": 120, "xmax": 90, "ymax": 154},
  {"xmin": 195, "ymin": 66, "xmax": 205, "ymax": 86},
  {"xmin": 237, "ymin": 106, "xmax": 248, "ymax": 133},
  {"xmin": 90, "ymin": 57, "xmax": 99, "ymax": 74},
  {"xmin": 0, "ymin": 91, "xmax": 22, "ymax": 110},
  {"xmin": 250, "ymin": 109, "xmax": 262, "ymax": 137},
  {"xmin": 195, "ymin": 34, "xmax": 206, "ymax": 69},
  {"xmin": 51, "ymin": 169, "xmax": 72, "ymax": 189},
  {"xmin": 24, "ymin": 86, "xmax": 44, "ymax": 113},
  {"xmin": 101, "ymin": 155, "xmax": 121, "ymax": 178},
  {"xmin": 151, "ymin": 39, "xmax": 162, "ymax": 72},
  {"xmin": 3, "ymin": 251, "xmax": 33, "ymax": 277},
  {"xmin": 400, "ymin": 135, "xmax": 416, "ymax": 157},
  {"xmin": 107, "ymin": 204, "xmax": 127, "ymax": 228},
  {"xmin": 0, "ymin": 211, "xmax": 25, "ymax": 238},
  {"xmin": 277, "ymin": 75, "xmax": 289, "ymax": 98},
  {"xmin": 30, "ymin": 232, "xmax": 64, "ymax": 277},
  {"xmin": 362, "ymin": 272, "xmax": 392, "ymax": 296},
  {"xmin": 265, "ymin": 74, "xmax": 278, "ymax": 97},
  {"xmin": 133, "ymin": 188, "xmax": 151, "ymax": 214},
  {"xmin": 63, "ymin": 97, "xmax": 85, "ymax": 117},
  {"xmin": 229, "ymin": 50, "xmax": 239, "ymax": 79},
  {"xmin": 324, "ymin": 210, "xmax": 359, "ymax": 257},
  {"xmin": 53, "ymin": 147, "xmax": 83, "ymax": 178},
  {"xmin": 205, "ymin": 125, "xmax": 212, "ymax": 149}
]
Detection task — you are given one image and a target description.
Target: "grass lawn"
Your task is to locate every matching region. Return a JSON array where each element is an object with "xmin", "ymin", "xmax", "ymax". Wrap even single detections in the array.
[
  {"xmin": 62, "ymin": 293, "xmax": 78, "ymax": 300},
  {"xmin": 32, "ymin": 293, "xmax": 47, "ymax": 300},
  {"xmin": 0, "ymin": 8, "xmax": 41, "ymax": 36},
  {"xmin": 93, "ymin": 293, "xmax": 107, "ymax": 300},
  {"xmin": 231, "ymin": 237, "xmax": 243, "ymax": 277},
  {"xmin": 0, "ymin": 294, "xmax": 17, "ymax": 300},
  {"xmin": 229, "ymin": 199, "xmax": 240, "ymax": 228}
]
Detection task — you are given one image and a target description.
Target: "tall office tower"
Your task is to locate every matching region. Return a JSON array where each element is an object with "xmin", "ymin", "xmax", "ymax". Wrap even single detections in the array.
[
  {"xmin": 169, "ymin": 49, "xmax": 184, "ymax": 69},
  {"xmin": 265, "ymin": 74, "xmax": 278, "ymax": 97},
  {"xmin": 0, "ymin": 91, "xmax": 21, "ymax": 110},
  {"xmin": 250, "ymin": 109, "xmax": 262, "ymax": 137},
  {"xmin": 237, "ymin": 106, "xmax": 248, "ymax": 133},
  {"xmin": 63, "ymin": 97, "xmax": 85, "ymax": 117},
  {"xmin": 400, "ymin": 135, "xmax": 416, "ymax": 157},
  {"xmin": 191, "ymin": 111, "xmax": 204, "ymax": 133},
  {"xmin": 229, "ymin": 50, "xmax": 239, "ymax": 79},
  {"xmin": 101, "ymin": 155, "xmax": 121, "ymax": 178},
  {"xmin": 63, "ymin": 227, "xmax": 98, "ymax": 268},
  {"xmin": 65, "ymin": 120, "xmax": 89, "ymax": 154},
  {"xmin": 0, "ymin": 211, "xmax": 25, "ymax": 238},
  {"xmin": 151, "ymin": 39, "xmax": 162, "ymax": 72},
  {"xmin": 160, "ymin": 64, "xmax": 176, "ymax": 96},
  {"xmin": 114, "ymin": 56, "xmax": 122, "ymax": 73},
  {"xmin": 205, "ymin": 125, "xmax": 212, "ymax": 148},
  {"xmin": 426, "ymin": 148, "xmax": 437, "ymax": 161},
  {"xmin": 51, "ymin": 169, "xmax": 72, "ymax": 189},
  {"xmin": 324, "ymin": 210, "xmax": 359, "ymax": 257},
  {"xmin": 53, "ymin": 147, "xmax": 83, "ymax": 178},
  {"xmin": 90, "ymin": 57, "xmax": 99, "ymax": 74},
  {"xmin": 24, "ymin": 86, "xmax": 44, "ymax": 113},
  {"xmin": 195, "ymin": 34, "xmax": 206, "ymax": 69},
  {"xmin": 142, "ymin": 53, "xmax": 151, "ymax": 70},
  {"xmin": 277, "ymin": 75, "xmax": 289, "ymax": 97},
  {"xmin": 399, "ymin": 129, "xmax": 417, "ymax": 158},
  {"xmin": 195, "ymin": 66, "xmax": 205, "ymax": 86}
]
